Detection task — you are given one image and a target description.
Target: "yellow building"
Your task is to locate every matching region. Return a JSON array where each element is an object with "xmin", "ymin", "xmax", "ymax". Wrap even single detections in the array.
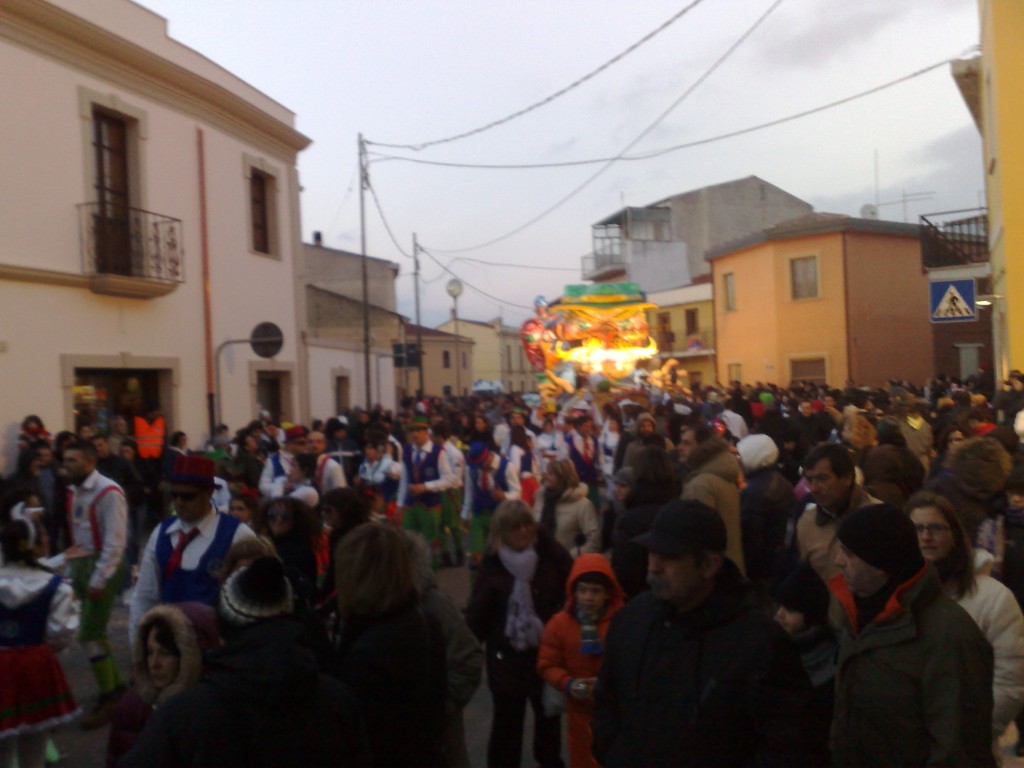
[
  {"xmin": 709, "ymin": 215, "xmax": 930, "ymax": 387},
  {"xmin": 400, "ymin": 323, "xmax": 474, "ymax": 398},
  {"xmin": 436, "ymin": 316, "xmax": 534, "ymax": 393},
  {"xmin": 956, "ymin": 1, "xmax": 1024, "ymax": 376},
  {"xmin": 646, "ymin": 278, "xmax": 716, "ymax": 387}
]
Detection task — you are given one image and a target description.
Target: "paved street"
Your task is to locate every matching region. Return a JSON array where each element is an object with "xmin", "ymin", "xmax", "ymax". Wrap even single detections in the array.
[{"xmin": 56, "ymin": 565, "xmax": 565, "ymax": 768}]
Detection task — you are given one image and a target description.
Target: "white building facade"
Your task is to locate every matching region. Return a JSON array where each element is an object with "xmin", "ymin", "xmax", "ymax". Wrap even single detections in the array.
[{"xmin": 1, "ymin": 0, "xmax": 311, "ymax": 470}]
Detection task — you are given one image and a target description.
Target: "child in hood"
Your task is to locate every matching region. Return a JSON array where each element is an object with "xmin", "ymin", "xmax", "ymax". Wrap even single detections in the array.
[{"xmin": 537, "ymin": 553, "xmax": 624, "ymax": 768}]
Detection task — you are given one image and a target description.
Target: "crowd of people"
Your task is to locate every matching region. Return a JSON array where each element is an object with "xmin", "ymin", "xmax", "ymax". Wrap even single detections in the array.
[{"xmin": 3, "ymin": 369, "xmax": 1024, "ymax": 766}]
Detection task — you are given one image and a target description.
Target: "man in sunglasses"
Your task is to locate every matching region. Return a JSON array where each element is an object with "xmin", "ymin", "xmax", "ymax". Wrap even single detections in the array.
[{"xmin": 130, "ymin": 454, "xmax": 255, "ymax": 645}]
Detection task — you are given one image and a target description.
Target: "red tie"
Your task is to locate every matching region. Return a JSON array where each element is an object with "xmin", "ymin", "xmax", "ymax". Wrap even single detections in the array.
[{"xmin": 164, "ymin": 528, "xmax": 201, "ymax": 581}]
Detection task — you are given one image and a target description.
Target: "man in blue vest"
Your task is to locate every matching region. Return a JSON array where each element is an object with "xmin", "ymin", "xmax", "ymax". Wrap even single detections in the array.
[
  {"xmin": 130, "ymin": 454, "xmax": 255, "ymax": 645},
  {"xmin": 397, "ymin": 416, "xmax": 455, "ymax": 570},
  {"xmin": 461, "ymin": 441, "xmax": 521, "ymax": 578},
  {"xmin": 258, "ymin": 424, "xmax": 308, "ymax": 498}
]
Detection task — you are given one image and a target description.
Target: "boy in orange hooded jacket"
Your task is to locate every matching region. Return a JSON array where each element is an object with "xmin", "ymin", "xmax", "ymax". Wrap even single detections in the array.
[{"xmin": 537, "ymin": 553, "xmax": 625, "ymax": 768}]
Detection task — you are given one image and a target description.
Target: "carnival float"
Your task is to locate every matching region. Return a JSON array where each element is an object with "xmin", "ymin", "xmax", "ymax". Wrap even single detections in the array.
[{"xmin": 520, "ymin": 282, "xmax": 690, "ymax": 410}]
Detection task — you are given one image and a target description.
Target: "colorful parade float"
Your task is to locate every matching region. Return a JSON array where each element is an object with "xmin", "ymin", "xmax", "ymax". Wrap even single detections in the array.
[{"xmin": 520, "ymin": 282, "xmax": 690, "ymax": 411}]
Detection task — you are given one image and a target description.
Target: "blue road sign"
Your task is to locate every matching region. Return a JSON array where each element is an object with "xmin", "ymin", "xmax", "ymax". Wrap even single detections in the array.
[{"xmin": 930, "ymin": 278, "xmax": 976, "ymax": 323}]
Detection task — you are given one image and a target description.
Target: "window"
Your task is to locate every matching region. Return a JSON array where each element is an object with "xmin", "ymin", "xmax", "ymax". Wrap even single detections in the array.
[
  {"xmin": 727, "ymin": 363, "xmax": 742, "ymax": 383},
  {"xmin": 92, "ymin": 108, "xmax": 131, "ymax": 275},
  {"xmin": 790, "ymin": 256, "xmax": 819, "ymax": 300},
  {"xmin": 250, "ymin": 171, "xmax": 270, "ymax": 254},
  {"xmin": 685, "ymin": 308, "xmax": 699, "ymax": 336},
  {"xmin": 443, "ymin": 350, "xmax": 451, "ymax": 369},
  {"xmin": 723, "ymin": 273, "xmax": 736, "ymax": 311},
  {"xmin": 790, "ymin": 358, "xmax": 827, "ymax": 385},
  {"xmin": 244, "ymin": 155, "xmax": 279, "ymax": 257}
]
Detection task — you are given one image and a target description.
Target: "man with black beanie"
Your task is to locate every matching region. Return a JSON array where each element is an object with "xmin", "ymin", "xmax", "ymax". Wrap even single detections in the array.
[{"xmin": 828, "ymin": 503, "xmax": 996, "ymax": 767}]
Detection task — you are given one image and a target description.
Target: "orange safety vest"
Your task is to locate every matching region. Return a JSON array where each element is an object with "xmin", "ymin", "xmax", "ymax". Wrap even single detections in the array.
[{"xmin": 134, "ymin": 415, "xmax": 165, "ymax": 459}]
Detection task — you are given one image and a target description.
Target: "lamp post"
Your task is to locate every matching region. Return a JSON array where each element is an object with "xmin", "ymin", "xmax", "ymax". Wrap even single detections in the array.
[{"xmin": 446, "ymin": 278, "xmax": 463, "ymax": 397}]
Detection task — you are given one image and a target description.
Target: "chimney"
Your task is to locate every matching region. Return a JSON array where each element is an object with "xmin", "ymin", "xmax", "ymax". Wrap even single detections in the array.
[{"xmin": 313, "ymin": 231, "xmax": 323, "ymax": 246}]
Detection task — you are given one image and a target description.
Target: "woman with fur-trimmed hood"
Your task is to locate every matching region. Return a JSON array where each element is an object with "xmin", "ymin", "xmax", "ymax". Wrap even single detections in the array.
[{"xmin": 106, "ymin": 602, "xmax": 220, "ymax": 767}]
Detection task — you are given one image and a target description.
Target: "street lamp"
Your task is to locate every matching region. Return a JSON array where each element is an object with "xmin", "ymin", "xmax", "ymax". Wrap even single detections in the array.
[{"xmin": 447, "ymin": 278, "xmax": 463, "ymax": 397}]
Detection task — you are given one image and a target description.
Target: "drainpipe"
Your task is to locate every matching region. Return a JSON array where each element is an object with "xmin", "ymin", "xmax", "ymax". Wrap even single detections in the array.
[{"xmin": 197, "ymin": 128, "xmax": 215, "ymax": 437}]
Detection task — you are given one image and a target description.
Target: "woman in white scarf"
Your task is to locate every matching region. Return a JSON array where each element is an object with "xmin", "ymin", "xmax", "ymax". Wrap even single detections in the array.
[{"xmin": 466, "ymin": 500, "xmax": 574, "ymax": 768}]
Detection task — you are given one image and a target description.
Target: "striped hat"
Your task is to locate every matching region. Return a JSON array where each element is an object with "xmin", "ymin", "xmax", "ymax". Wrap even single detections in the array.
[{"xmin": 219, "ymin": 557, "xmax": 294, "ymax": 627}]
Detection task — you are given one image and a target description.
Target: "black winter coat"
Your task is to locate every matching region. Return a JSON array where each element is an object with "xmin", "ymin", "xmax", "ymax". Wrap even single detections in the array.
[
  {"xmin": 118, "ymin": 618, "xmax": 367, "ymax": 768},
  {"xmin": 592, "ymin": 560, "xmax": 812, "ymax": 767},
  {"xmin": 739, "ymin": 467, "xmax": 794, "ymax": 582},
  {"xmin": 611, "ymin": 482, "xmax": 676, "ymax": 599},
  {"xmin": 336, "ymin": 606, "xmax": 448, "ymax": 767},
  {"xmin": 465, "ymin": 528, "xmax": 572, "ymax": 696}
]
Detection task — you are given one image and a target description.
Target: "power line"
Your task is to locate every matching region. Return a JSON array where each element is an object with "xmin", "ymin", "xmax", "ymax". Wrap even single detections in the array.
[
  {"xmin": 419, "ymin": 246, "xmax": 534, "ymax": 310},
  {"xmin": 367, "ymin": 180, "xmax": 413, "ymax": 259},
  {"xmin": 365, "ymin": 0, "xmax": 707, "ymax": 152},
  {"xmin": 427, "ymin": 0, "xmax": 785, "ymax": 255},
  {"xmin": 452, "ymin": 256, "xmax": 578, "ymax": 272},
  {"xmin": 325, "ymin": 167, "xmax": 359, "ymax": 238},
  {"xmin": 367, "ymin": 58, "xmax": 951, "ymax": 172}
]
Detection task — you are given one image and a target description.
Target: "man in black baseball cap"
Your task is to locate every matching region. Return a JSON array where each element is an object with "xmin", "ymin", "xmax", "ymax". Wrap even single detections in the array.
[{"xmin": 593, "ymin": 500, "xmax": 811, "ymax": 767}]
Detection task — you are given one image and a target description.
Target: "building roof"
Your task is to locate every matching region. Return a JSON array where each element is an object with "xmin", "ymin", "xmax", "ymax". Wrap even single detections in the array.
[
  {"xmin": 594, "ymin": 175, "xmax": 807, "ymax": 227},
  {"xmin": 705, "ymin": 213, "xmax": 921, "ymax": 261},
  {"xmin": 306, "ymin": 285, "xmax": 406, "ymax": 319},
  {"xmin": 404, "ymin": 322, "xmax": 475, "ymax": 344},
  {"xmin": 302, "ymin": 241, "xmax": 401, "ymax": 272},
  {"xmin": 447, "ymin": 316, "xmax": 521, "ymax": 335}
]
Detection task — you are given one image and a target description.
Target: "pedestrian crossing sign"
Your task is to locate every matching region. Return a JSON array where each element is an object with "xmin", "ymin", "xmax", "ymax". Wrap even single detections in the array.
[{"xmin": 929, "ymin": 278, "xmax": 976, "ymax": 323}]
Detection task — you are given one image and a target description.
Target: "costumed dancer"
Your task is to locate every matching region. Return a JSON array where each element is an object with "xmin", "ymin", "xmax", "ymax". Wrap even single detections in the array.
[
  {"xmin": 0, "ymin": 514, "xmax": 80, "ymax": 768},
  {"xmin": 462, "ymin": 442, "xmax": 521, "ymax": 581},
  {"xmin": 63, "ymin": 439, "xmax": 128, "ymax": 729},
  {"xmin": 397, "ymin": 416, "xmax": 456, "ymax": 570},
  {"xmin": 356, "ymin": 439, "xmax": 402, "ymax": 521},
  {"xmin": 434, "ymin": 421, "xmax": 467, "ymax": 568},
  {"xmin": 566, "ymin": 415, "xmax": 602, "ymax": 510}
]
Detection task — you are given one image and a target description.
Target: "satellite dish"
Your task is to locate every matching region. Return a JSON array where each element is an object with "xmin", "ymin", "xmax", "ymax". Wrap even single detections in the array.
[
  {"xmin": 860, "ymin": 204, "xmax": 879, "ymax": 220},
  {"xmin": 250, "ymin": 322, "xmax": 284, "ymax": 358}
]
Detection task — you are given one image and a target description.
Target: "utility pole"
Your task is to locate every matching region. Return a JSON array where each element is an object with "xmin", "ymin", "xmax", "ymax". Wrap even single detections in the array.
[
  {"xmin": 413, "ymin": 233, "xmax": 424, "ymax": 397},
  {"xmin": 358, "ymin": 134, "xmax": 372, "ymax": 409}
]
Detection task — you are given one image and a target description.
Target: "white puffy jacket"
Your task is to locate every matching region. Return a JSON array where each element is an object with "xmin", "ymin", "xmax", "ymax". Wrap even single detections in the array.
[{"xmin": 957, "ymin": 551, "xmax": 1024, "ymax": 740}]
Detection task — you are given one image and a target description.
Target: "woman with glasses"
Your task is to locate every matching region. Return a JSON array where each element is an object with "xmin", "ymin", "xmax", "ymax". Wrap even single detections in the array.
[{"xmin": 906, "ymin": 490, "xmax": 1024, "ymax": 759}]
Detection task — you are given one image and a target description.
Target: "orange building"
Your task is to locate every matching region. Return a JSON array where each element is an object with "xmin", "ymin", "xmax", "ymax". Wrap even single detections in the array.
[{"xmin": 709, "ymin": 214, "xmax": 931, "ymax": 387}]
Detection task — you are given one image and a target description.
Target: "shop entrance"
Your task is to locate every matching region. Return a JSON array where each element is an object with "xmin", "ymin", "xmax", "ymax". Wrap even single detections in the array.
[{"xmin": 73, "ymin": 368, "xmax": 164, "ymax": 434}]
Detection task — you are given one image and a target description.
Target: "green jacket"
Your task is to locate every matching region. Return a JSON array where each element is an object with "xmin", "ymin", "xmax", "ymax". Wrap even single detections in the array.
[{"xmin": 829, "ymin": 565, "xmax": 995, "ymax": 767}]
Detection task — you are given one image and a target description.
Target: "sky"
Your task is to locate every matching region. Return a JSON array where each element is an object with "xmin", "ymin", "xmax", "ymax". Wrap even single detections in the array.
[{"xmin": 134, "ymin": 0, "xmax": 984, "ymax": 328}]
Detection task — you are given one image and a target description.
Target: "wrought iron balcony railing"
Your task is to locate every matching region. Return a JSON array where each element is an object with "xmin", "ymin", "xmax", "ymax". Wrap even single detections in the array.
[
  {"xmin": 79, "ymin": 203, "xmax": 184, "ymax": 283},
  {"xmin": 920, "ymin": 208, "xmax": 988, "ymax": 270}
]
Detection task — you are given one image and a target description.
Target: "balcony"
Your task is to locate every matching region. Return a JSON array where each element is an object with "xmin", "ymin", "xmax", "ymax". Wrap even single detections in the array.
[
  {"xmin": 657, "ymin": 328, "xmax": 714, "ymax": 358},
  {"xmin": 581, "ymin": 251, "xmax": 627, "ymax": 282},
  {"xmin": 920, "ymin": 208, "xmax": 988, "ymax": 270},
  {"xmin": 79, "ymin": 203, "xmax": 184, "ymax": 298}
]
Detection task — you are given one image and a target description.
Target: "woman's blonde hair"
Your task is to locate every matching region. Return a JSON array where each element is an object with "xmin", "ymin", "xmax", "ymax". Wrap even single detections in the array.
[
  {"xmin": 487, "ymin": 499, "xmax": 537, "ymax": 552},
  {"xmin": 335, "ymin": 522, "xmax": 418, "ymax": 619},
  {"xmin": 544, "ymin": 458, "xmax": 579, "ymax": 489}
]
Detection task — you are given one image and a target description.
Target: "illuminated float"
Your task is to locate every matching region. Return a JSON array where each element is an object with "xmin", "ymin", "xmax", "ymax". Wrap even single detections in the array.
[{"xmin": 521, "ymin": 282, "xmax": 661, "ymax": 401}]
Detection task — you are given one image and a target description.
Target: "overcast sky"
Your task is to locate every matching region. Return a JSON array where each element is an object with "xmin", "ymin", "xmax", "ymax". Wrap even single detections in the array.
[{"xmin": 134, "ymin": 0, "xmax": 983, "ymax": 327}]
